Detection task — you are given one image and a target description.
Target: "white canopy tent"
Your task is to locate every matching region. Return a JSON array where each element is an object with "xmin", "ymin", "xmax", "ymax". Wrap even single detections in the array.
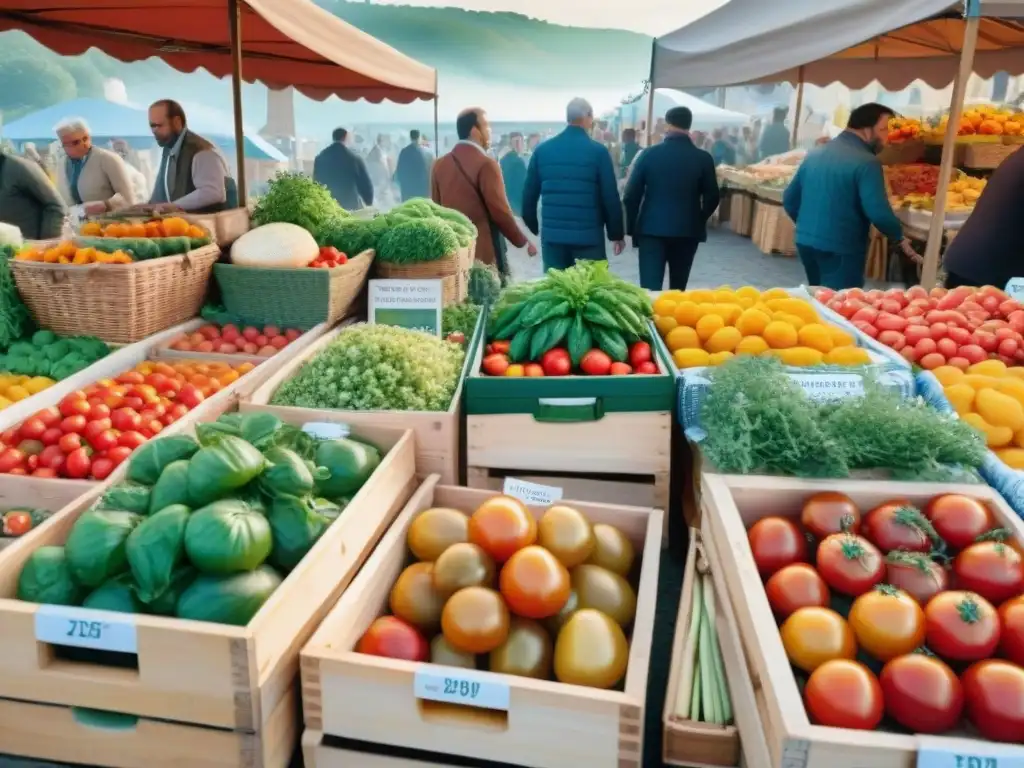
[
  {"xmin": 650, "ymin": 0, "xmax": 1024, "ymax": 286},
  {"xmin": 620, "ymin": 89, "xmax": 750, "ymax": 131}
]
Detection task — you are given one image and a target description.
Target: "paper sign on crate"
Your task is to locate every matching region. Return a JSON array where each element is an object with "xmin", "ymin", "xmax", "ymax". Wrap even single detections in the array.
[
  {"xmin": 414, "ymin": 666, "xmax": 510, "ymax": 711},
  {"xmin": 303, "ymin": 421, "xmax": 350, "ymax": 440},
  {"xmin": 35, "ymin": 605, "xmax": 137, "ymax": 654},
  {"xmin": 789, "ymin": 373, "xmax": 865, "ymax": 403},
  {"xmin": 369, "ymin": 279, "xmax": 443, "ymax": 337},
  {"xmin": 502, "ymin": 477, "xmax": 563, "ymax": 505},
  {"xmin": 917, "ymin": 736, "xmax": 1024, "ymax": 768},
  {"xmin": 1006, "ymin": 277, "xmax": 1024, "ymax": 302}
]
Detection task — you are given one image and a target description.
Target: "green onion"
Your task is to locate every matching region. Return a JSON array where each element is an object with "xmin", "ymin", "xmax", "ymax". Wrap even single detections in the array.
[{"xmin": 675, "ymin": 561, "xmax": 702, "ymax": 718}]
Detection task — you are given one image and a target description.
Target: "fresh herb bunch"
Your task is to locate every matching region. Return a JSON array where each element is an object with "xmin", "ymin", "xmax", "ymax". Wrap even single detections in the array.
[
  {"xmin": 0, "ymin": 247, "xmax": 34, "ymax": 351},
  {"xmin": 468, "ymin": 262, "xmax": 502, "ymax": 305},
  {"xmin": 251, "ymin": 172, "xmax": 348, "ymax": 235},
  {"xmin": 270, "ymin": 324, "xmax": 464, "ymax": 412},
  {"xmin": 386, "ymin": 198, "xmax": 476, "ymax": 247},
  {"xmin": 317, "ymin": 216, "xmax": 389, "ymax": 256},
  {"xmin": 443, "ymin": 302, "xmax": 481, "ymax": 340},
  {"xmin": 376, "ymin": 219, "xmax": 461, "ymax": 264}
]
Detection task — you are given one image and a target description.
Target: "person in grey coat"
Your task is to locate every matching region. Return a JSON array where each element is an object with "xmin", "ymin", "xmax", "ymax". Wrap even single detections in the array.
[
  {"xmin": 0, "ymin": 150, "xmax": 66, "ymax": 239},
  {"xmin": 313, "ymin": 127, "xmax": 374, "ymax": 210}
]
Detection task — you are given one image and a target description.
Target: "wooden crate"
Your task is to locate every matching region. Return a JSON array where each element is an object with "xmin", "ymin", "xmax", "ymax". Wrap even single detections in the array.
[
  {"xmin": 728, "ymin": 192, "xmax": 753, "ymax": 238},
  {"xmin": 300, "ymin": 475, "xmax": 663, "ymax": 768},
  {"xmin": 0, "ymin": 414, "xmax": 417, "ymax": 736},
  {"xmin": 303, "ymin": 731, "xmax": 462, "ymax": 768},
  {"xmin": 751, "ymin": 201, "xmax": 796, "ymax": 256},
  {"xmin": 0, "ymin": 685, "xmax": 297, "ymax": 768},
  {"xmin": 244, "ymin": 319, "xmax": 478, "ymax": 485},
  {"xmin": 0, "ymin": 476, "xmax": 100, "ymax": 553},
  {"xmin": 701, "ymin": 473, "xmax": 1024, "ymax": 768}
]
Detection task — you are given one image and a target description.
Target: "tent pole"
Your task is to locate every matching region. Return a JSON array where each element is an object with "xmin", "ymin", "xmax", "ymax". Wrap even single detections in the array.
[
  {"xmin": 228, "ymin": 0, "xmax": 247, "ymax": 204},
  {"xmin": 791, "ymin": 67, "xmax": 805, "ymax": 148},
  {"xmin": 433, "ymin": 94, "xmax": 439, "ymax": 159},
  {"xmin": 921, "ymin": 12, "xmax": 979, "ymax": 287},
  {"xmin": 645, "ymin": 37, "xmax": 656, "ymax": 146}
]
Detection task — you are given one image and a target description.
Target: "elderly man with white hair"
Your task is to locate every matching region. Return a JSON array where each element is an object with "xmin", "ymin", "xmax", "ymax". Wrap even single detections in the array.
[
  {"xmin": 54, "ymin": 117, "xmax": 137, "ymax": 214},
  {"xmin": 521, "ymin": 97, "xmax": 624, "ymax": 271}
]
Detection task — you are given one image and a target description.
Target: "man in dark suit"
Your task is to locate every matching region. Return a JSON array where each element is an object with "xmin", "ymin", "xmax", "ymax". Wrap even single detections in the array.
[
  {"xmin": 624, "ymin": 106, "xmax": 720, "ymax": 290},
  {"xmin": 395, "ymin": 129, "xmax": 432, "ymax": 201},
  {"xmin": 313, "ymin": 127, "xmax": 373, "ymax": 210}
]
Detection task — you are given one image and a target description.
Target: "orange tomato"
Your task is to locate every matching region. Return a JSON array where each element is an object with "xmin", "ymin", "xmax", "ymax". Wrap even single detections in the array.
[
  {"xmin": 468, "ymin": 495, "xmax": 537, "ymax": 562},
  {"xmin": 217, "ymin": 369, "xmax": 240, "ymax": 385},
  {"xmin": 848, "ymin": 585, "xmax": 926, "ymax": 661},
  {"xmin": 237, "ymin": 362, "xmax": 256, "ymax": 374},
  {"xmin": 499, "ymin": 545, "xmax": 571, "ymax": 619},
  {"xmin": 781, "ymin": 607, "xmax": 857, "ymax": 672},
  {"xmin": 441, "ymin": 586, "xmax": 510, "ymax": 654}
]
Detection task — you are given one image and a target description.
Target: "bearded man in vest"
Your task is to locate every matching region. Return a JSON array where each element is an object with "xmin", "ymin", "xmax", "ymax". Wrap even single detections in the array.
[{"xmin": 147, "ymin": 99, "xmax": 236, "ymax": 213}]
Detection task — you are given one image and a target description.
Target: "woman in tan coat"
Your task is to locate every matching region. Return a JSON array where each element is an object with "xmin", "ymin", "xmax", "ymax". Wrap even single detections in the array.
[{"xmin": 54, "ymin": 118, "xmax": 137, "ymax": 215}]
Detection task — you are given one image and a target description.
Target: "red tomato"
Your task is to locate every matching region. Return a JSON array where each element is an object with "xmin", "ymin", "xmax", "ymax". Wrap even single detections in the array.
[
  {"xmin": 58, "ymin": 397, "xmax": 90, "ymax": 418},
  {"xmin": 7, "ymin": 467, "xmax": 27, "ymax": 475},
  {"xmin": 879, "ymin": 654, "xmax": 963, "ymax": 733},
  {"xmin": 167, "ymin": 403, "xmax": 190, "ymax": 421},
  {"xmin": 628, "ymin": 341, "xmax": 652, "ymax": 368},
  {"xmin": 579, "ymin": 350, "xmax": 612, "ymax": 375},
  {"xmin": 357, "ymin": 616, "xmax": 428, "ymax": 661},
  {"xmin": 0, "ymin": 428, "xmax": 17, "ymax": 446},
  {"xmin": 118, "ymin": 431, "xmax": 147, "ymax": 450},
  {"xmin": 59, "ymin": 415, "xmax": 87, "ymax": 435},
  {"xmin": 800, "ymin": 491, "xmax": 860, "ymax": 539},
  {"xmin": 747, "ymin": 517, "xmax": 807, "ymax": 578},
  {"xmin": 861, "ymin": 500, "xmax": 936, "ymax": 554},
  {"xmin": 885, "ymin": 551, "xmax": 948, "ymax": 605},
  {"xmin": 122, "ymin": 396, "xmax": 145, "ymax": 412},
  {"xmin": 82, "ymin": 418, "xmax": 112, "ymax": 442},
  {"xmin": 86, "ymin": 403, "xmax": 111, "ymax": 422},
  {"xmin": 38, "ymin": 445, "xmax": 65, "ymax": 471},
  {"xmin": 18, "ymin": 418, "xmax": 47, "ymax": 442},
  {"xmin": 141, "ymin": 420, "xmax": 164, "ymax": 438},
  {"xmin": 198, "ymin": 324, "xmax": 221, "ymax": 341},
  {"xmin": 499, "ymin": 545, "xmax": 571, "ymax": 619},
  {"xmin": 998, "ymin": 596, "xmax": 1024, "ymax": 667},
  {"xmin": 90, "ymin": 458, "xmax": 115, "ymax": 481},
  {"xmin": 523, "ymin": 363, "xmax": 545, "ymax": 378},
  {"xmin": 58, "ymin": 433, "xmax": 82, "ymax": 453},
  {"xmin": 31, "ymin": 468, "xmax": 57, "ymax": 478},
  {"xmin": 116, "ymin": 371, "xmax": 145, "ymax": 386},
  {"xmin": 111, "ymin": 408, "xmax": 142, "ymax": 432},
  {"xmin": 804, "ymin": 660, "xmax": 884, "ymax": 730},
  {"xmin": 925, "ymin": 494, "xmax": 994, "ymax": 551},
  {"xmin": 609, "ymin": 362, "xmax": 632, "ymax": 375},
  {"xmin": 816, "ymin": 533, "xmax": 885, "ymax": 596},
  {"xmin": 0, "ymin": 448, "xmax": 25, "ymax": 474},
  {"xmin": 63, "ymin": 448, "xmax": 92, "ymax": 479},
  {"xmin": 540, "ymin": 348, "xmax": 571, "ymax": 377},
  {"xmin": 765, "ymin": 563, "xmax": 830, "ymax": 619},
  {"xmin": 954, "ymin": 541, "xmax": 1024, "ymax": 606},
  {"xmin": 635, "ymin": 361, "xmax": 658, "ymax": 374},
  {"xmin": 177, "ymin": 384, "xmax": 205, "ymax": 409},
  {"xmin": 106, "ymin": 446, "xmax": 133, "ymax": 466},
  {"xmin": 32, "ymin": 407, "xmax": 62, "ymax": 428},
  {"xmin": 925, "ymin": 590, "xmax": 1000, "ymax": 662},
  {"xmin": 468, "ymin": 495, "xmax": 537, "ymax": 562},
  {"xmin": 89, "ymin": 430, "xmax": 119, "ymax": 453},
  {"xmin": 962, "ymin": 660, "xmax": 1024, "ymax": 742}
]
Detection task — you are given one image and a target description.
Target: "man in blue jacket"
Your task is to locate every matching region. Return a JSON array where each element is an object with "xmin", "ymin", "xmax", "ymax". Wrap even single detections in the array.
[
  {"xmin": 783, "ymin": 103, "xmax": 919, "ymax": 289},
  {"xmin": 624, "ymin": 107, "xmax": 720, "ymax": 290},
  {"xmin": 522, "ymin": 98, "xmax": 625, "ymax": 271}
]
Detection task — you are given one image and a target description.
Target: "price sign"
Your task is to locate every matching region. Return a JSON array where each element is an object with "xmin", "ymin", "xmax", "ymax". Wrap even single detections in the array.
[
  {"xmin": 414, "ymin": 667, "xmax": 510, "ymax": 711},
  {"xmin": 302, "ymin": 421, "xmax": 350, "ymax": 440},
  {"xmin": 1006, "ymin": 278, "xmax": 1024, "ymax": 302},
  {"xmin": 789, "ymin": 373, "xmax": 865, "ymax": 403},
  {"xmin": 918, "ymin": 736, "xmax": 1024, "ymax": 768},
  {"xmin": 502, "ymin": 477, "xmax": 563, "ymax": 506},
  {"xmin": 35, "ymin": 605, "xmax": 137, "ymax": 654},
  {"xmin": 369, "ymin": 279, "xmax": 443, "ymax": 337}
]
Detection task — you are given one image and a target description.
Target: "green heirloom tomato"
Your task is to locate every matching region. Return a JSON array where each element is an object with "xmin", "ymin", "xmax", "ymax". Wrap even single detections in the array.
[{"xmin": 314, "ymin": 438, "xmax": 381, "ymax": 498}]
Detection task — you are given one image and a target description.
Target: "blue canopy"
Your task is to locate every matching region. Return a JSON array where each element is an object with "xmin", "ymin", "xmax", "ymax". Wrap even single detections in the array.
[{"xmin": 1, "ymin": 98, "xmax": 286, "ymax": 162}]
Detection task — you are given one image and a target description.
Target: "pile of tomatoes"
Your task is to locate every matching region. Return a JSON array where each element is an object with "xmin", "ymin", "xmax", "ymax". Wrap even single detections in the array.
[
  {"xmin": 749, "ymin": 491, "xmax": 1024, "ymax": 741},
  {"xmin": 357, "ymin": 496, "xmax": 639, "ymax": 690},
  {"xmin": 0, "ymin": 360, "xmax": 252, "ymax": 481}
]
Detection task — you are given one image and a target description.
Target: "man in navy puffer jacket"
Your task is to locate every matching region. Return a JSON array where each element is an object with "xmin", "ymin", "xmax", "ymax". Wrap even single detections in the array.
[{"xmin": 522, "ymin": 98, "xmax": 625, "ymax": 271}]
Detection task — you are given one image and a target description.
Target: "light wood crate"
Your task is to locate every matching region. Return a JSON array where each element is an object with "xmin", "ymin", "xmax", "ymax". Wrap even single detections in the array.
[
  {"xmin": 0, "ymin": 476, "xmax": 100, "ymax": 553},
  {"xmin": 303, "ymin": 731, "xmax": 462, "ymax": 768},
  {"xmin": 728, "ymin": 192, "xmax": 754, "ymax": 238},
  {"xmin": 701, "ymin": 473, "xmax": 1024, "ymax": 768},
  {"xmin": 0, "ymin": 412, "xmax": 417, "ymax": 740},
  {"xmin": 751, "ymin": 201, "xmax": 796, "ymax": 257},
  {"xmin": 0, "ymin": 686, "xmax": 297, "ymax": 768},
  {"xmin": 300, "ymin": 475, "xmax": 663, "ymax": 768},
  {"xmin": 245, "ymin": 321, "xmax": 474, "ymax": 485}
]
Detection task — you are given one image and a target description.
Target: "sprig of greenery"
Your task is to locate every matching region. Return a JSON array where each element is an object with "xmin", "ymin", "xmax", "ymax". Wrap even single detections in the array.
[{"xmin": 252, "ymin": 172, "xmax": 347, "ymax": 235}]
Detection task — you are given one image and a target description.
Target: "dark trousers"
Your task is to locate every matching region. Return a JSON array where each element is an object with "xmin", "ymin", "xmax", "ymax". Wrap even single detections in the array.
[
  {"xmin": 637, "ymin": 236, "xmax": 699, "ymax": 290},
  {"xmin": 797, "ymin": 245, "xmax": 866, "ymax": 290},
  {"xmin": 541, "ymin": 243, "xmax": 606, "ymax": 271}
]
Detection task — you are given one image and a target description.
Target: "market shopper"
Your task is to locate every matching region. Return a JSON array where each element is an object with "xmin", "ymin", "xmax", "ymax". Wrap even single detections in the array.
[
  {"xmin": 147, "ymin": 99, "xmax": 235, "ymax": 213},
  {"xmin": 759, "ymin": 107, "xmax": 791, "ymax": 160},
  {"xmin": 522, "ymin": 97, "xmax": 625, "ymax": 271},
  {"xmin": 0, "ymin": 149, "xmax": 66, "ymax": 239},
  {"xmin": 620, "ymin": 128, "xmax": 641, "ymax": 179},
  {"xmin": 395, "ymin": 130, "xmax": 432, "ymax": 201},
  {"xmin": 783, "ymin": 103, "xmax": 918, "ymax": 290},
  {"xmin": 431, "ymin": 108, "xmax": 535, "ymax": 277},
  {"xmin": 313, "ymin": 127, "xmax": 374, "ymax": 210},
  {"xmin": 54, "ymin": 118, "xmax": 137, "ymax": 214},
  {"xmin": 500, "ymin": 133, "xmax": 527, "ymax": 217},
  {"xmin": 942, "ymin": 146, "xmax": 1024, "ymax": 288},
  {"xmin": 623, "ymin": 106, "xmax": 720, "ymax": 290}
]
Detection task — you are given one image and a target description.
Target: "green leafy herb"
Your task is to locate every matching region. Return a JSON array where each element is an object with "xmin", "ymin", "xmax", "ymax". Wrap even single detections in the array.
[
  {"xmin": 376, "ymin": 219, "xmax": 461, "ymax": 264},
  {"xmin": 251, "ymin": 171, "xmax": 348, "ymax": 235},
  {"xmin": 443, "ymin": 302, "xmax": 481, "ymax": 341}
]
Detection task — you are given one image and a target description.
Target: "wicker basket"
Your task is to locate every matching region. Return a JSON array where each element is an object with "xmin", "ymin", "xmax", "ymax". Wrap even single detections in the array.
[
  {"xmin": 964, "ymin": 142, "xmax": 1020, "ymax": 169},
  {"xmin": 374, "ymin": 243, "xmax": 474, "ymax": 306},
  {"xmin": 213, "ymin": 249, "xmax": 374, "ymax": 330},
  {"xmin": 183, "ymin": 208, "xmax": 251, "ymax": 246},
  {"xmin": 11, "ymin": 244, "xmax": 220, "ymax": 344}
]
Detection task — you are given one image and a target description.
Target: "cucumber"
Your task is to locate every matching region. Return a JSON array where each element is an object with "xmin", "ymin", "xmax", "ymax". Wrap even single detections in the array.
[
  {"xmin": 508, "ymin": 327, "xmax": 533, "ymax": 363},
  {"xmin": 531, "ymin": 300, "xmax": 571, "ymax": 327},
  {"xmin": 530, "ymin": 316, "xmax": 572, "ymax": 360},
  {"xmin": 582, "ymin": 301, "xmax": 621, "ymax": 330},
  {"xmin": 567, "ymin": 312, "xmax": 592, "ymax": 367},
  {"xmin": 490, "ymin": 304, "xmax": 525, "ymax": 340},
  {"xmin": 592, "ymin": 326, "xmax": 629, "ymax": 363},
  {"xmin": 519, "ymin": 299, "xmax": 559, "ymax": 328},
  {"xmin": 155, "ymin": 236, "xmax": 193, "ymax": 257}
]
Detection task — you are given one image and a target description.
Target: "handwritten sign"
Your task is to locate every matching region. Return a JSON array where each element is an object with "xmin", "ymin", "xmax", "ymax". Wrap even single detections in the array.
[
  {"xmin": 1006, "ymin": 278, "xmax": 1024, "ymax": 302},
  {"xmin": 918, "ymin": 736, "xmax": 1024, "ymax": 768},
  {"xmin": 302, "ymin": 421, "xmax": 350, "ymax": 440},
  {"xmin": 369, "ymin": 279, "xmax": 443, "ymax": 337},
  {"xmin": 414, "ymin": 667, "xmax": 510, "ymax": 711},
  {"xmin": 789, "ymin": 373, "xmax": 865, "ymax": 403},
  {"xmin": 35, "ymin": 605, "xmax": 137, "ymax": 654},
  {"xmin": 502, "ymin": 477, "xmax": 563, "ymax": 506}
]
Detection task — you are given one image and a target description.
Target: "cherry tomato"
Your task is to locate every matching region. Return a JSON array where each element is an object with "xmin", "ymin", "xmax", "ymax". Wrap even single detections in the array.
[
  {"xmin": 86, "ymin": 403, "xmax": 111, "ymax": 422},
  {"xmin": 499, "ymin": 545, "xmax": 571, "ymax": 619},
  {"xmin": 925, "ymin": 494, "xmax": 994, "ymax": 550},
  {"xmin": 118, "ymin": 431, "xmax": 147, "ymax": 450},
  {"xmin": 122, "ymin": 396, "xmax": 145, "ymax": 412},
  {"xmin": 58, "ymin": 397, "xmax": 90, "ymax": 418},
  {"xmin": 848, "ymin": 585, "xmax": 926, "ymax": 661},
  {"xmin": 39, "ymin": 427, "xmax": 63, "ymax": 446},
  {"xmin": 885, "ymin": 551, "xmax": 948, "ymax": 605},
  {"xmin": 90, "ymin": 457, "xmax": 115, "ymax": 481},
  {"xmin": 962, "ymin": 660, "xmax": 1024, "ymax": 743},
  {"xmin": 89, "ymin": 430, "xmax": 119, "ymax": 453},
  {"xmin": 780, "ymin": 606, "xmax": 856, "ymax": 672},
  {"xmin": 954, "ymin": 540, "xmax": 1024, "ymax": 606},
  {"xmin": 38, "ymin": 445, "xmax": 65, "ymax": 471},
  {"xmin": 59, "ymin": 415, "xmax": 87, "ymax": 434},
  {"xmin": 816, "ymin": 533, "xmax": 884, "ymax": 597},
  {"xmin": 32, "ymin": 407, "xmax": 61, "ymax": 428},
  {"xmin": 441, "ymin": 586, "xmax": 510, "ymax": 653},
  {"xmin": 25, "ymin": 454, "xmax": 39, "ymax": 471},
  {"xmin": 925, "ymin": 590, "xmax": 1000, "ymax": 662},
  {"xmin": 0, "ymin": 428, "xmax": 16, "ymax": 446},
  {"xmin": 805, "ymin": 660, "xmax": 883, "ymax": 730},
  {"xmin": 82, "ymin": 418, "xmax": 113, "ymax": 442},
  {"xmin": 0, "ymin": 448, "xmax": 25, "ymax": 474},
  {"xmin": 17, "ymin": 418, "xmax": 47, "ymax": 442},
  {"xmin": 764, "ymin": 563, "xmax": 830, "ymax": 619},
  {"xmin": 468, "ymin": 495, "xmax": 537, "ymax": 562},
  {"xmin": 31, "ymin": 467, "xmax": 57, "ymax": 478},
  {"xmin": 998, "ymin": 596, "xmax": 1024, "ymax": 667},
  {"xmin": 861, "ymin": 501, "xmax": 937, "ymax": 554},
  {"xmin": 106, "ymin": 446, "xmax": 133, "ymax": 466},
  {"xmin": 116, "ymin": 371, "xmax": 145, "ymax": 386},
  {"xmin": 747, "ymin": 516, "xmax": 808, "ymax": 578},
  {"xmin": 2, "ymin": 510, "xmax": 33, "ymax": 537},
  {"xmin": 58, "ymin": 433, "xmax": 82, "ymax": 454},
  {"xmin": 63, "ymin": 448, "xmax": 92, "ymax": 479},
  {"xmin": 879, "ymin": 654, "xmax": 963, "ymax": 733},
  {"xmin": 111, "ymin": 408, "xmax": 142, "ymax": 432},
  {"xmin": 800, "ymin": 491, "xmax": 860, "ymax": 539},
  {"xmin": 177, "ymin": 384, "xmax": 205, "ymax": 409},
  {"xmin": 7, "ymin": 467, "xmax": 27, "ymax": 475}
]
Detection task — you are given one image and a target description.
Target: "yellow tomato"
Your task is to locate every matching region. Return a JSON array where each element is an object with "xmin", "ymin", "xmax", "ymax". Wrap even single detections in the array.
[
  {"xmin": 781, "ymin": 607, "xmax": 856, "ymax": 673},
  {"xmin": 505, "ymin": 364, "xmax": 525, "ymax": 377},
  {"xmin": 665, "ymin": 326, "xmax": 700, "ymax": 352}
]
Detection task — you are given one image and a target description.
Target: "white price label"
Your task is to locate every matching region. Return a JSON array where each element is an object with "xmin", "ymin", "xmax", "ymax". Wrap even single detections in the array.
[
  {"xmin": 790, "ymin": 373, "xmax": 865, "ymax": 403},
  {"xmin": 35, "ymin": 605, "xmax": 137, "ymax": 654},
  {"xmin": 1006, "ymin": 278, "xmax": 1024, "ymax": 301},
  {"xmin": 918, "ymin": 737, "xmax": 1024, "ymax": 768},
  {"xmin": 502, "ymin": 477, "xmax": 563, "ymax": 506},
  {"xmin": 302, "ymin": 421, "xmax": 350, "ymax": 440},
  {"xmin": 414, "ymin": 667, "xmax": 510, "ymax": 711}
]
